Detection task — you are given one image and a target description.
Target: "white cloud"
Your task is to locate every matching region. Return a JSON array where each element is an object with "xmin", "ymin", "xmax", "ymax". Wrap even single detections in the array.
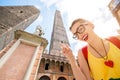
[{"xmin": 55, "ymin": 0, "xmax": 111, "ymax": 25}]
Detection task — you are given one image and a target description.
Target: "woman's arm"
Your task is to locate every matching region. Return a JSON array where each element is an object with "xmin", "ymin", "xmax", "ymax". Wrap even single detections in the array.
[
  {"xmin": 69, "ymin": 54, "xmax": 87, "ymax": 80},
  {"xmin": 60, "ymin": 43, "xmax": 87, "ymax": 80},
  {"xmin": 77, "ymin": 50, "xmax": 93, "ymax": 80}
]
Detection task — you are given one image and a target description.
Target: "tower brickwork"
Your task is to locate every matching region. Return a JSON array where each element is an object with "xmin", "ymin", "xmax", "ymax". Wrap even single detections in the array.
[{"xmin": 49, "ymin": 10, "xmax": 69, "ymax": 57}]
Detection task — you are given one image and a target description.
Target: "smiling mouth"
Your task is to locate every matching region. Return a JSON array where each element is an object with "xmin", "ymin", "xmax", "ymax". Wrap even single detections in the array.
[{"xmin": 82, "ymin": 34, "xmax": 88, "ymax": 41}]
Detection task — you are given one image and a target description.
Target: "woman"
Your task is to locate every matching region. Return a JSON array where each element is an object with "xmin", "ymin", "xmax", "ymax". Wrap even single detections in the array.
[{"xmin": 61, "ymin": 18, "xmax": 120, "ymax": 80}]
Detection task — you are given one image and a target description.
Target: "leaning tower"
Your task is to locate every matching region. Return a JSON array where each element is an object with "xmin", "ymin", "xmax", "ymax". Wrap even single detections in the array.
[
  {"xmin": 49, "ymin": 10, "xmax": 70, "ymax": 57},
  {"xmin": 37, "ymin": 10, "xmax": 75, "ymax": 80},
  {"xmin": 0, "ymin": 6, "xmax": 40, "ymax": 50}
]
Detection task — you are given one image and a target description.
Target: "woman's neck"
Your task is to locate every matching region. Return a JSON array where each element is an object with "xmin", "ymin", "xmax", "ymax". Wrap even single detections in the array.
[
  {"xmin": 87, "ymin": 33, "xmax": 101, "ymax": 46},
  {"xmin": 87, "ymin": 33, "xmax": 110, "ymax": 58}
]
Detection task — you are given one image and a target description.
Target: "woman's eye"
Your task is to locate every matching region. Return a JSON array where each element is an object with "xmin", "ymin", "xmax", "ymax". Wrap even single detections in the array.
[{"xmin": 79, "ymin": 27, "xmax": 83, "ymax": 32}]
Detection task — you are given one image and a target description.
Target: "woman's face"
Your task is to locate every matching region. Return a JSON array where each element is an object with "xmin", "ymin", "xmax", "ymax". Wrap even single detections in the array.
[{"xmin": 71, "ymin": 21, "xmax": 93, "ymax": 41}]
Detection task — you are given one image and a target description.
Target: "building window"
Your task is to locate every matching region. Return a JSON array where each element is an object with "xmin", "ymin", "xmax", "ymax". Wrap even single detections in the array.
[
  {"xmin": 73, "ymin": 78, "xmax": 76, "ymax": 80},
  {"xmin": 60, "ymin": 65, "xmax": 64, "ymax": 72},
  {"xmin": 58, "ymin": 77, "xmax": 66, "ymax": 80},
  {"xmin": 19, "ymin": 10, "xmax": 23, "ymax": 13},
  {"xmin": 39, "ymin": 75, "xmax": 50, "ymax": 80},
  {"xmin": 45, "ymin": 63, "xmax": 49, "ymax": 70}
]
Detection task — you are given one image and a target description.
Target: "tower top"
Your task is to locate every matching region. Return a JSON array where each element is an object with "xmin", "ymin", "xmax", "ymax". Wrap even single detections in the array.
[{"xmin": 49, "ymin": 10, "xmax": 69, "ymax": 57}]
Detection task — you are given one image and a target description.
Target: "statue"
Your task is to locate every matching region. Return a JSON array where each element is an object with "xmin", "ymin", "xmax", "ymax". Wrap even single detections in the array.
[{"xmin": 35, "ymin": 25, "xmax": 44, "ymax": 36}]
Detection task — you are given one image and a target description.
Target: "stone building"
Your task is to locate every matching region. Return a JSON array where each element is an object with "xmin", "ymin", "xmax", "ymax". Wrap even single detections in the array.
[
  {"xmin": 37, "ymin": 10, "xmax": 75, "ymax": 80},
  {"xmin": 0, "ymin": 6, "xmax": 40, "ymax": 50},
  {"xmin": 0, "ymin": 30, "xmax": 48, "ymax": 80},
  {"xmin": 108, "ymin": 0, "xmax": 120, "ymax": 33},
  {"xmin": 108, "ymin": 0, "xmax": 120, "ymax": 25}
]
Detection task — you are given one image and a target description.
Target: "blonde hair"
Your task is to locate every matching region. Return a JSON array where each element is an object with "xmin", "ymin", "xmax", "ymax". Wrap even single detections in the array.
[{"xmin": 70, "ymin": 18, "xmax": 88, "ymax": 30}]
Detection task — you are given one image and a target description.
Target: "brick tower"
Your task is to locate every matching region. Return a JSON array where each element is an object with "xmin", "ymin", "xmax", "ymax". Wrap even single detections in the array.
[
  {"xmin": 0, "ymin": 30, "xmax": 48, "ymax": 80},
  {"xmin": 49, "ymin": 10, "xmax": 70, "ymax": 57},
  {"xmin": 0, "ymin": 6, "xmax": 40, "ymax": 50},
  {"xmin": 37, "ymin": 10, "xmax": 75, "ymax": 80}
]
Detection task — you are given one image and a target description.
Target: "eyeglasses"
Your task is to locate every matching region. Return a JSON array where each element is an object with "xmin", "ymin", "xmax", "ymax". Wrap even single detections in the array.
[{"xmin": 73, "ymin": 23, "xmax": 88, "ymax": 39}]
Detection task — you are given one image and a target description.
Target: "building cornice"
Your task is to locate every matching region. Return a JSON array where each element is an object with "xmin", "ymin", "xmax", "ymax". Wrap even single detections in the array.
[{"xmin": 15, "ymin": 30, "xmax": 48, "ymax": 48}]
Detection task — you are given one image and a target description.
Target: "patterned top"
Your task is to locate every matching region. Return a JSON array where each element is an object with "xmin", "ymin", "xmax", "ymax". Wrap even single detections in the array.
[{"xmin": 88, "ymin": 42, "xmax": 120, "ymax": 80}]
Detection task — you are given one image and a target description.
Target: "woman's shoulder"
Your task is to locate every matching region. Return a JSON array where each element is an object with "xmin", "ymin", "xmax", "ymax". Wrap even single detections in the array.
[
  {"xmin": 115, "ymin": 35, "xmax": 120, "ymax": 40},
  {"xmin": 106, "ymin": 35, "xmax": 120, "ymax": 49}
]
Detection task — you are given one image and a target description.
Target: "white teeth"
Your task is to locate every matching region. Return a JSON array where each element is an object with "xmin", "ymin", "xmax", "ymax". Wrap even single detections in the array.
[{"xmin": 83, "ymin": 34, "xmax": 88, "ymax": 40}]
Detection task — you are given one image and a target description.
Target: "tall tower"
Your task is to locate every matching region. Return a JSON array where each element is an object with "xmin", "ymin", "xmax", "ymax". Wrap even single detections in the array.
[
  {"xmin": 0, "ymin": 6, "xmax": 40, "ymax": 50},
  {"xmin": 37, "ymin": 10, "xmax": 75, "ymax": 80},
  {"xmin": 49, "ymin": 10, "xmax": 69, "ymax": 57}
]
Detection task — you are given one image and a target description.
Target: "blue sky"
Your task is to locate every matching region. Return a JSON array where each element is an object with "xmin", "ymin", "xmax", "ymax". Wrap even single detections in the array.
[{"xmin": 0, "ymin": 0, "xmax": 120, "ymax": 56}]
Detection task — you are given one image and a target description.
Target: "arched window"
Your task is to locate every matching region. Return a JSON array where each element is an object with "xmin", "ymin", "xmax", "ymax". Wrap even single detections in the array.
[
  {"xmin": 39, "ymin": 75, "xmax": 50, "ymax": 80},
  {"xmin": 58, "ymin": 77, "xmax": 66, "ymax": 80},
  {"xmin": 73, "ymin": 78, "xmax": 76, "ymax": 80},
  {"xmin": 45, "ymin": 63, "xmax": 49, "ymax": 70},
  {"xmin": 60, "ymin": 62, "xmax": 64, "ymax": 72},
  {"xmin": 60, "ymin": 65, "xmax": 64, "ymax": 72}
]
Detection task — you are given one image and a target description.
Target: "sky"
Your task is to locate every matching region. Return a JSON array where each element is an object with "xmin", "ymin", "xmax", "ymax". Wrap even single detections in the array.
[{"xmin": 0, "ymin": 0, "xmax": 120, "ymax": 56}]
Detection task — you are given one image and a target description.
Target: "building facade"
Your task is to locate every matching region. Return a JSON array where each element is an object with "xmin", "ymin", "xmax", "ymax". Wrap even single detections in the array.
[
  {"xmin": 0, "ymin": 6, "xmax": 40, "ymax": 50},
  {"xmin": 108, "ymin": 0, "xmax": 120, "ymax": 26},
  {"xmin": 0, "ymin": 30, "xmax": 48, "ymax": 80}
]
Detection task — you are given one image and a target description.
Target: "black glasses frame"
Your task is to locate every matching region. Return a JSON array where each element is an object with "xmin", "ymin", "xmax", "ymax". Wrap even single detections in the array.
[{"xmin": 73, "ymin": 23, "xmax": 88, "ymax": 39}]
